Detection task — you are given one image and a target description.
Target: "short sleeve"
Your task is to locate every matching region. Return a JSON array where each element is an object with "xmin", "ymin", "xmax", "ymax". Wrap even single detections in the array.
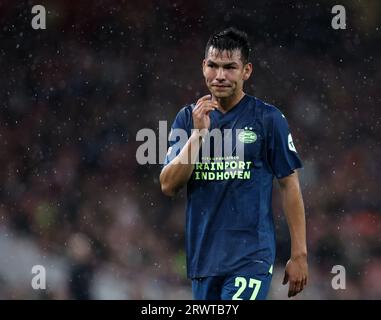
[
  {"xmin": 265, "ymin": 108, "xmax": 303, "ymax": 179},
  {"xmin": 162, "ymin": 106, "xmax": 192, "ymax": 167}
]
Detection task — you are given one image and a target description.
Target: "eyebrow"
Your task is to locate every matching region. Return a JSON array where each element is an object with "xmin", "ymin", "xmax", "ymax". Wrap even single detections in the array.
[{"xmin": 206, "ymin": 60, "xmax": 239, "ymax": 67}]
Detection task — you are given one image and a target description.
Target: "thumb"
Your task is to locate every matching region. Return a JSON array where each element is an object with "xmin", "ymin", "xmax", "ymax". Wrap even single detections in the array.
[
  {"xmin": 211, "ymin": 95, "xmax": 221, "ymax": 107},
  {"xmin": 282, "ymin": 272, "xmax": 289, "ymax": 285}
]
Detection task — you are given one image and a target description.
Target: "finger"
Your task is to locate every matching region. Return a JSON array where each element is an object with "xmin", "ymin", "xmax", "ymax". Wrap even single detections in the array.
[
  {"xmin": 205, "ymin": 108, "xmax": 216, "ymax": 115},
  {"xmin": 194, "ymin": 96, "xmax": 211, "ymax": 111},
  {"xmin": 282, "ymin": 272, "xmax": 289, "ymax": 285},
  {"xmin": 296, "ymin": 278, "xmax": 306, "ymax": 295},
  {"xmin": 294, "ymin": 280, "xmax": 302, "ymax": 294},
  {"xmin": 193, "ymin": 101, "xmax": 204, "ymax": 112},
  {"xmin": 194, "ymin": 103, "xmax": 217, "ymax": 116},
  {"xmin": 202, "ymin": 106, "xmax": 216, "ymax": 116},
  {"xmin": 195, "ymin": 100, "xmax": 218, "ymax": 111},
  {"xmin": 196, "ymin": 94, "xmax": 212, "ymax": 104},
  {"xmin": 193, "ymin": 105, "xmax": 209, "ymax": 117},
  {"xmin": 205, "ymin": 100, "xmax": 219, "ymax": 107},
  {"xmin": 193, "ymin": 107, "xmax": 215, "ymax": 123},
  {"xmin": 299, "ymin": 280, "xmax": 305, "ymax": 292},
  {"xmin": 211, "ymin": 95, "xmax": 219, "ymax": 103},
  {"xmin": 204, "ymin": 101, "xmax": 219, "ymax": 108},
  {"xmin": 289, "ymin": 288, "xmax": 297, "ymax": 297},
  {"xmin": 288, "ymin": 280, "xmax": 297, "ymax": 297}
]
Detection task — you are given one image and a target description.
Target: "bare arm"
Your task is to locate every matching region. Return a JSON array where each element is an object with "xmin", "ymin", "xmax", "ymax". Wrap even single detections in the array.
[
  {"xmin": 160, "ymin": 131, "xmax": 204, "ymax": 196},
  {"xmin": 278, "ymin": 171, "xmax": 308, "ymax": 297},
  {"xmin": 160, "ymin": 95, "xmax": 218, "ymax": 197}
]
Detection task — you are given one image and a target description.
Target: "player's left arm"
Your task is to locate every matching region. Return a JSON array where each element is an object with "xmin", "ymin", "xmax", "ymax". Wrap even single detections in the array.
[{"xmin": 278, "ymin": 170, "xmax": 308, "ymax": 298}]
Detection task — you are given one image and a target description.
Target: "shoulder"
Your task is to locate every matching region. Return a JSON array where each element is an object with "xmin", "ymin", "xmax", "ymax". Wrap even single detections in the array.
[
  {"xmin": 170, "ymin": 103, "xmax": 195, "ymax": 131},
  {"xmin": 253, "ymin": 97, "xmax": 285, "ymax": 120},
  {"xmin": 251, "ymin": 97, "xmax": 290, "ymax": 133},
  {"xmin": 177, "ymin": 103, "xmax": 195, "ymax": 118},
  {"xmin": 172, "ymin": 103, "xmax": 195, "ymax": 122}
]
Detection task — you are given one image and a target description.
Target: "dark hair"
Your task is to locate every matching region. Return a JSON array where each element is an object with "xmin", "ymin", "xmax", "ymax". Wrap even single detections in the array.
[{"xmin": 205, "ymin": 27, "xmax": 251, "ymax": 64}]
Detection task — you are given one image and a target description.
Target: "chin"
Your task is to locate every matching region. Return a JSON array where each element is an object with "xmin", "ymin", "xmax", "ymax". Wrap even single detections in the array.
[{"xmin": 212, "ymin": 90, "xmax": 233, "ymax": 99}]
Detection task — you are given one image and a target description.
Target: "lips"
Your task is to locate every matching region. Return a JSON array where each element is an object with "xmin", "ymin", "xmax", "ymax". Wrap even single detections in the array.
[{"xmin": 212, "ymin": 85, "xmax": 231, "ymax": 88}]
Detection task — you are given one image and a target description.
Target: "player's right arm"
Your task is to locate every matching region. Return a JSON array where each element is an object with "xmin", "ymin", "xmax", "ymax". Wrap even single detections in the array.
[{"xmin": 160, "ymin": 95, "xmax": 217, "ymax": 197}]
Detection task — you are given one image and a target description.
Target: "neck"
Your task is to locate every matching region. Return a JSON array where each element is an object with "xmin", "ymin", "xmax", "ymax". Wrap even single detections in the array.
[{"xmin": 214, "ymin": 91, "xmax": 245, "ymax": 113}]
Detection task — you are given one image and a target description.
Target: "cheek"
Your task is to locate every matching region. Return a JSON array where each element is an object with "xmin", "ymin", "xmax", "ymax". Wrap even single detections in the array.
[
  {"xmin": 227, "ymin": 72, "xmax": 240, "ymax": 82},
  {"xmin": 235, "ymin": 74, "xmax": 245, "ymax": 83},
  {"xmin": 228, "ymin": 77, "xmax": 239, "ymax": 86},
  {"xmin": 205, "ymin": 73, "xmax": 215, "ymax": 83}
]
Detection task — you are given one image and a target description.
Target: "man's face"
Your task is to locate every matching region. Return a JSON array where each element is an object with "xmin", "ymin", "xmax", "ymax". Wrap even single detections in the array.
[{"xmin": 203, "ymin": 47, "xmax": 252, "ymax": 99}]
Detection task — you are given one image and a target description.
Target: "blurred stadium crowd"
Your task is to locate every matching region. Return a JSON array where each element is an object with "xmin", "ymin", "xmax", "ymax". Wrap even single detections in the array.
[{"xmin": 0, "ymin": 1, "xmax": 380, "ymax": 299}]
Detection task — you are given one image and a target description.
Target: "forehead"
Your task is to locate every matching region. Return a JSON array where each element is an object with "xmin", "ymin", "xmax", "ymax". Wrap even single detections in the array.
[{"xmin": 205, "ymin": 47, "xmax": 243, "ymax": 64}]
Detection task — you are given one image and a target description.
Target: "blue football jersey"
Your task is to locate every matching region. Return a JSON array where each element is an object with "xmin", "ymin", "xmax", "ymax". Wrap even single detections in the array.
[{"xmin": 163, "ymin": 94, "xmax": 303, "ymax": 278}]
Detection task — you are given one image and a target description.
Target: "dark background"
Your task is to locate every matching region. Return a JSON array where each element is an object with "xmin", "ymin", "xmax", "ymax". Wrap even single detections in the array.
[{"xmin": 0, "ymin": 0, "xmax": 380, "ymax": 299}]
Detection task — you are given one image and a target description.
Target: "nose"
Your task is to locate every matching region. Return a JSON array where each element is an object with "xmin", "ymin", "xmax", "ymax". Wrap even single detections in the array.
[{"xmin": 215, "ymin": 67, "xmax": 225, "ymax": 81}]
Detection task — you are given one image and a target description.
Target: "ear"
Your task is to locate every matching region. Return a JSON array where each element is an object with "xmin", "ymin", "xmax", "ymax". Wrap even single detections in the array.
[
  {"xmin": 242, "ymin": 62, "xmax": 253, "ymax": 80},
  {"xmin": 202, "ymin": 59, "xmax": 207, "ymax": 76}
]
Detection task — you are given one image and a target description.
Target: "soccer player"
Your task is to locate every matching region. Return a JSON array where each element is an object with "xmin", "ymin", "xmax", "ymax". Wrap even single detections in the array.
[{"xmin": 160, "ymin": 28, "xmax": 308, "ymax": 300}]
